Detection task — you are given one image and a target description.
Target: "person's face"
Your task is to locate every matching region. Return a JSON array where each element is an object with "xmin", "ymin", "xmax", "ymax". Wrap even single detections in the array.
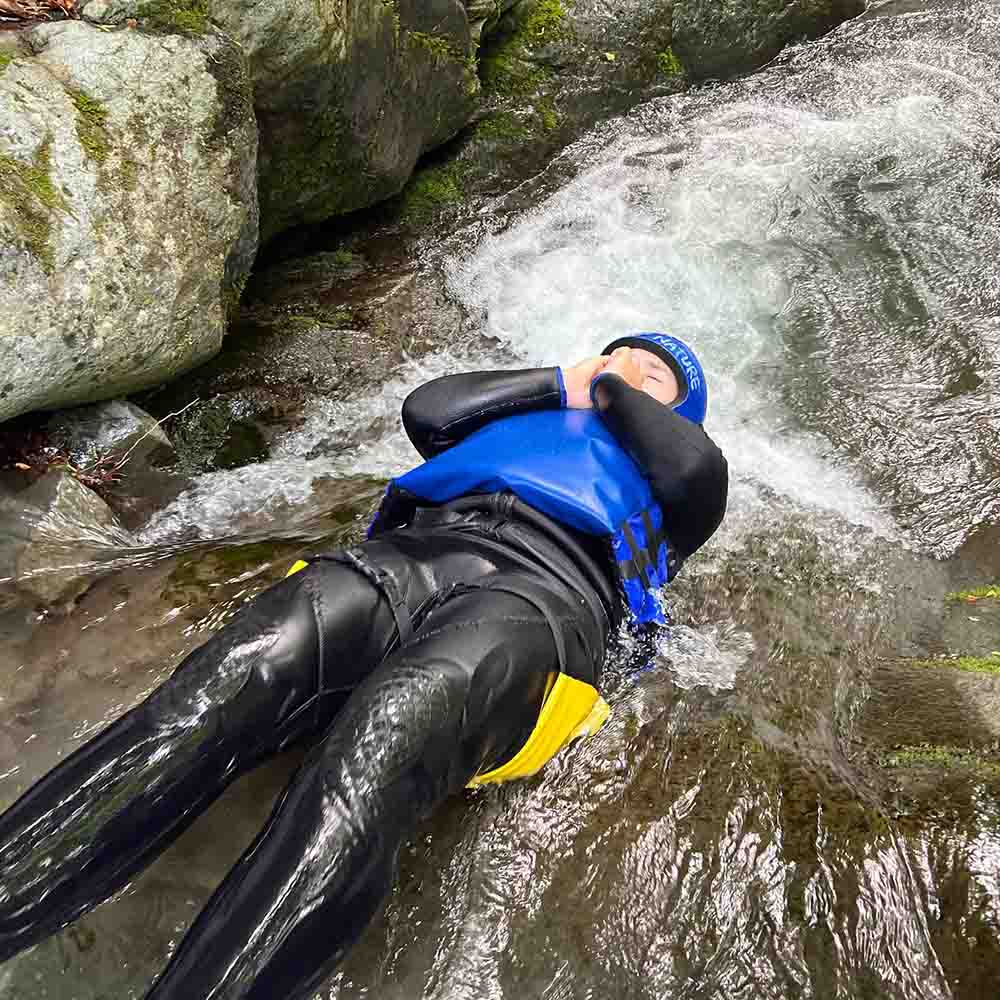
[{"xmin": 633, "ymin": 348, "xmax": 680, "ymax": 406}]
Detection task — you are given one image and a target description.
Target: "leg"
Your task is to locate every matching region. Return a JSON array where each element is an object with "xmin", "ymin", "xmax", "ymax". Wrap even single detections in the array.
[
  {"xmin": 144, "ymin": 587, "xmax": 563, "ymax": 1000},
  {"xmin": 0, "ymin": 560, "xmax": 397, "ymax": 963}
]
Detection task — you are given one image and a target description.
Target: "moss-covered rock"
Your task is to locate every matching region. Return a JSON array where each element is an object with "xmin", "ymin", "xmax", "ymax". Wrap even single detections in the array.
[
  {"xmin": 378, "ymin": 0, "xmax": 689, "ymax": 233},
  {"xmin": 198, "ymin": 0, "xmax": 480, "ymax": 241},
  {"xmin": 948, "ymin": 584, "xmax": 1000, "ymax": 603},
  {"xmin": 135, "ymin": 0, "xmax": 209, "ymax": 33},
  {"xmin": 69, "ymin": 89, "xmax": 110, "ymax": 165},
  {"xmin": 856, "ymin": 656, "xmax": 1000, "ymax": 757},
  {"xmin": 0, "ymin": 134, "xmax": 67, "ymax": 274},
  {"xmin": 672, "ymin": 0, "xmax": 865, "ymax": 81},
  {"xmin": 0, "ymin": 21, "xmax": 257, "ymax": 423}
]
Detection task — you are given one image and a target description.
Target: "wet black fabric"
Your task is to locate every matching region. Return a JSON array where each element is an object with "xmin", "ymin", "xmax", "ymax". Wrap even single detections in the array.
[
  {"xmin": 402, "ymin": 367, "xmax": 728, "ymax": 560},
  {"xmin": 402, "ymin": 367, "xmax": 565, "ymax": 459},
  {"xmin": 0, "ymin": 507, "xmax": 610, "ymax": 1000},
  {"xmin": 590, "ymin": 375, "xmax": 728, "ymax": 558},
  {"xmin": 0, "ymin": 365, "xmax": 727, "ymax": 998}
]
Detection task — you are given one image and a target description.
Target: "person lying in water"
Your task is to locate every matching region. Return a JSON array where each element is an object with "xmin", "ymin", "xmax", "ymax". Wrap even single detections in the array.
[{"xmin": 0, "ymin": 333, "xmax": 728, "ymax": 999}]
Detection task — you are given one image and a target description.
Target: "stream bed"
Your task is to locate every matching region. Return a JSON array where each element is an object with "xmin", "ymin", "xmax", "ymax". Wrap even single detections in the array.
[{"xmin": 2, "ymin": 0, "xmax": 1000, "ymax": 996}]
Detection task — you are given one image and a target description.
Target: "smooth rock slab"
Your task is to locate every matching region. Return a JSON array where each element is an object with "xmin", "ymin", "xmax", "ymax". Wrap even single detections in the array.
[
  {"xmin": 0, "ymin": 21, "xmax": 258, "ymax": 422},
  {"xmin": 0, "ymin": 468, "xmax": 134, "ymax": 609}
]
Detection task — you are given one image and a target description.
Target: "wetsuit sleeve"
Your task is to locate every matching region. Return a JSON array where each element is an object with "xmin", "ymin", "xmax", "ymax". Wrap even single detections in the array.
[
  {"xmin": 402, "ymin": 368, "xmax": 564, "ymax": 459},
  {"xmin": 591, "ymin": 372, "xmax": 729, "ymax": 559}
]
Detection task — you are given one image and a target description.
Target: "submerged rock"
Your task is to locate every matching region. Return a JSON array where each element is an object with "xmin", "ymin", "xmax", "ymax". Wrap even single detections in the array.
[
  {"xmin": 0, "ymin": 21, "xmax": 258, "ymax": 423},
  {"xmin": 0, "ymin": 468, "xmax": 134, "ymax": 610},
  {"xmin": 44, "ymin": 400, "xmax": 188, "ymax": 529}
]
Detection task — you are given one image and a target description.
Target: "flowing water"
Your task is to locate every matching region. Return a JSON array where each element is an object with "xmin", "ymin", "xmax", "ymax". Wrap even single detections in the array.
[{"xmin": 3, "ymin": 0, "xmax": 1000, "ymax": 996}]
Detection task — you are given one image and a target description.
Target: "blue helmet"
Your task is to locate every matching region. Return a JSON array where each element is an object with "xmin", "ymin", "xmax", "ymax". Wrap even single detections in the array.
[{"xmin": 602, "ymin": 332, "xmax": 709, "ymax": 424}]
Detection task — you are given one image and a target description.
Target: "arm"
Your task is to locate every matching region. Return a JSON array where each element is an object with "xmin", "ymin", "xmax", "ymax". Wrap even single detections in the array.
[
  {"xmin": 591, "ymin": 372, "xmax": 728, "ymax": 559},
  {"xmin": 401, "ymin": 368, "xmax": 565, "ymax": 459}
]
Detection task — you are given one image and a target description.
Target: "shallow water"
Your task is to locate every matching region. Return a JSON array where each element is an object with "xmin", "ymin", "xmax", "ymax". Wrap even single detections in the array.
[{"xmin": 3, "ymin": 0, "xmax": 1000, "ymax": 996}]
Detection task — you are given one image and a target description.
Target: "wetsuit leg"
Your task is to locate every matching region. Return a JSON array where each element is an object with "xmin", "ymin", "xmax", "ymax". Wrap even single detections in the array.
[
  {"xmin": 143, "ymin": 586, "xmax": 562, "ymax": 1000},
  {"xmin": 0, "ymin": 560, "xmax": 398, "ymax": 964}
]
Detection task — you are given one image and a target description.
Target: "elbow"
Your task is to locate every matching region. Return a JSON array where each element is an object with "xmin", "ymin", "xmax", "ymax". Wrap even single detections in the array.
[
  {"xmin": 663, "ymin": 447, "xmax": 729, "ymax": 560},
  {"xmin": 401, "ymin": 388, "xmax": 437, "ymax": 459}
]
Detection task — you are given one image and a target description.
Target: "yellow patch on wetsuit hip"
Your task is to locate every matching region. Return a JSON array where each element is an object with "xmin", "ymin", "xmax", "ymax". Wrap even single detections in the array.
[
  {"xmin": 467, "ymin": 673, "xmax": 610, "ymax": 787},
  {"xmin": 285, "ymin": 560, "xmax": 310, "ymax": 577}
]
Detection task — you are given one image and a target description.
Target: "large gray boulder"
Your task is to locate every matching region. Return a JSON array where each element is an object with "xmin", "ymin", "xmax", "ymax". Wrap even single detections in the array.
[
  {"xmin": 204, "ymin": 0, "xmax": 480, "ymax": 241},
  {"xmin": 0, "ymin": 21, "xmax": 258, "ymax": 423},
  {"xmin": 672, "ymin": 0, "xmax": 865, "ymax": 80},
  {"xmin": 82, "ymin": 0, "xmax": 479, "ymax": 243}
]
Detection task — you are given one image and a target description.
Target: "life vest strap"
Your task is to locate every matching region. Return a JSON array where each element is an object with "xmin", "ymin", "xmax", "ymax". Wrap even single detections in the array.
[{"xmin": 287, "ymin": 552, "xmax": 415, "ymax": 650}]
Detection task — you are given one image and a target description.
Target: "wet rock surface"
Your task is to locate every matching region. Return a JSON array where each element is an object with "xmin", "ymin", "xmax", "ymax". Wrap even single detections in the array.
[
  {"xmin": 672, "ymin": 0, "xmax": 865, "ymax": 80},
  {"xmin": 2, "ymin": 0, "xmax": 1000, "ymax": 997},
  {"xmin": 0, "ymin": 467, "xmax": 133, "ymax": 610},
  {"xmin": 133, "ymin": 247, "xmax": 472, "ymax": 471},
  {"xmin": 46, "ymin": 400, "xmax": 175, "ymax": 469}
]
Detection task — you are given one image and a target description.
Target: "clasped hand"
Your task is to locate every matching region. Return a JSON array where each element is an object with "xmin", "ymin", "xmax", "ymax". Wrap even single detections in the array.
[{"xmin": 562, "ymin": 348, "xmax": 642, "ymax": 409}]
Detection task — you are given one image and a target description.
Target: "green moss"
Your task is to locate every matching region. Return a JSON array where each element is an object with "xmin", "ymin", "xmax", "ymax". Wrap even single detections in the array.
[
  {"xmin": 407, "ymin": 31, "xmax": 465, "ymax": 63},
  {"xmin": 480, "ymin": 49, "xmax": 547, "ymax": 99},
  {"xmin": 535, "ymin": 96, "xmax": 560, "ymax": 132},
  {"xmin": 331, "ymin": 249, "xmax": 363, "ymax": 269},
  {"xmin": 260, "ymin": 103, "xmax": 385, "ymax": 241},
  {"xmin": 910, "ymin": 654, "xmax": 1000, "ymax": 677},
  {"xmin": 19, "ymin": 137, "xmax": 63, "ymax": 211},
  {"xmin": 947, "ymin": 585, "xmax": 1000, "ymax": 603},
  {"xmin": 883, "ymin": 743, "xmax": 1000, "ymax": 777},
  {"xmin": 329, "ymin": 307, "xmax": 359, "ymax": 327},
  {"xmin": 69, "ymin": 90, "xmax": 110, "ymax": 165},
  {"xmin": 399, "ymin": 160, "xmax": 466, "ymax": 224},
  {"xmin": 0, "ymin": 51, "xmax": 14, "ymax": 73},
  {"xmin": 137, "ymin": 0, "xmax": 208, "ymax": 34},
  {"xmin": 474, "ymin": 111, "xmax": 531, "ymax": 141},
  {"xmin": 282, "ymin": 314, "xmax": 322, "ymax": 331},
  {"xmin": 0, "ymin": 134, "xmax": 68, "ymax": 273},
  {"xmin": 519, "ymin": 0, "xmax": 568, "ymax": 41},
  {"xmin": 656, "ymin": 48, "xmax": 683, "ymax": 76},
  {"xmin": 479, "ymin": 0, "xmax": 568, "ymax": 100},
  {"xmin": 382, "ymin": 0, "xmax": 400, "ymax": 41}
]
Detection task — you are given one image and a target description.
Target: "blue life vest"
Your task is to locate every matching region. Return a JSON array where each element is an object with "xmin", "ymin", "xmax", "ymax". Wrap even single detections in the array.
[{"xmin": 370, "ymin": 408, "xmax": 680, "ymax": 624}]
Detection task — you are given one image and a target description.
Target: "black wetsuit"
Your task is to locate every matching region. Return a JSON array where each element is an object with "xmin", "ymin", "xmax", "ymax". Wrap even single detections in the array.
[{"xmin": 0, "ymin": 367, "xmax": 727, "ymax": 999}]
